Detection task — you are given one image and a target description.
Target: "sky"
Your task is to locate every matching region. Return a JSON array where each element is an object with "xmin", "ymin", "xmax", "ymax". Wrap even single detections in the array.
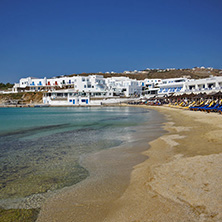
[{"xmin": 0, "ymin": 0, "xmax": 222, "ymax": 83}]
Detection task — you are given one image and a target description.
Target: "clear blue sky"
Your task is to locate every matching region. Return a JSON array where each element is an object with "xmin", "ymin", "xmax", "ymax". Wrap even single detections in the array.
[{"xmin": 0, "ymin": 0, "xmax": 222, "ymax": 83}]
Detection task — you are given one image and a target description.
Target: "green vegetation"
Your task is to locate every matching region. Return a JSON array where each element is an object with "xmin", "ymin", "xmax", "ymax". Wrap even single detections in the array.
[
  {"xmin": 0, "ymin": 208, "xmax": 40, "ymax": 222},
  {"xmin": 0, "ymin": 83, "xmax": 14, "ymax": 90}
]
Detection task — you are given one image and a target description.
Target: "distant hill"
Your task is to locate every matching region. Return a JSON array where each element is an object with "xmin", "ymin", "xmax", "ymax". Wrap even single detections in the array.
[{"xmin": 66, "ymin": 68, "xmax": 222, "ymax": 80}]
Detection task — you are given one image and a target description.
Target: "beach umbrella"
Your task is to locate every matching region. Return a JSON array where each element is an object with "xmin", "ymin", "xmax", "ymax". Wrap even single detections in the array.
[
  {"xmin": 206, "ymin": 92, "xmax": 217, "ymax": 98},
  {"xmin": 193, "ymin": 92, "xmax": 207, "ymax": 99},
  {"xmin": 180, "ymin": 93, "xmax": 188, "ymax": 98},
  {"xmin": 212, "ymin": 91, "xmax": 222, "ymax": 98},
  {"xmin": 186, "ymin": 93, "xmax": 195, "ymax": 98},
  {"xmin": 167, "ymin": 94, "xmax": 176, "ymax": 98}
]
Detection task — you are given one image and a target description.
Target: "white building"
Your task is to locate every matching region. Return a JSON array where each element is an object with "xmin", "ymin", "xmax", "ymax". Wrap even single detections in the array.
[
  {"xmin": 43, "ymin": 88, "xmax": 134, "ymax": 106},
  {"xmin": 13, "ymin": 74, "xmax": 222, "ymax": 104},
  {"xmin": 105, "ymin": 77, "xmax": 142, "ymax": 97},
  {"xmin": 140, "ymin": 79, "xmax": 162, "ymax": 88},
  {"xmin": 43, "ymin": 89, "xmax": 90, "ymax": 106},
  {"xmin": 13, "ymin": 76, "xmax": 62, "ymax": 92},
  {"xmin": 146, "ymin": 76, "xmax": 222, "ymax": 97},
  {"xmin": 140, "ymin": 79, "xmax": 162, "ymax": 96},
  {"xmin": 184, "ymin": 76, "xmax": 222, "ymax": 93},
  {"xmin": 15, "ymin": 77, "xmax": 47, "ymax": 92},
  {"xmin": 13, "ymin": 75, "xmax": 142, "ymax": 97},
  {"xmin": 158, "ymin": 77, "xmax": 188, "ymax": 95}
]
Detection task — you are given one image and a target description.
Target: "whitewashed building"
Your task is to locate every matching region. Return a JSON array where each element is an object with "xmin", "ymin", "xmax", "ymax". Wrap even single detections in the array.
[
  {"xmin": 13, "ymin": 77, "xmax": 48, "ymax": 92},
  {"xmin": 140, "ymin": 79, "xmax": 162, "ymax": 96},
  {"xmin": 184, "ymin": 76, "xmax": 222, "ymax": 93},
  {"xmin": 43, "ymin": 89, "xmax": 134, "ymax": 106},
  {"xmin": 145, "ymin": 76, "xmax": 222, "ymax": 97},
  {"xmin": 158, "ymin": 77, "xmax": 188, "ymax": 95},
  {"xmin": 105, "ymin": 77, "xmax": 142, "ymax": 97},
  {"xmin": 12, "ymin": 73, "xmax": 222, "ymax": 104}
]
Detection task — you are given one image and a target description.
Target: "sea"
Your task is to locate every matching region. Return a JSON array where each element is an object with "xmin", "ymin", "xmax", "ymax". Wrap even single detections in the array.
[{"xmin": 0, "ymin": 106, "xmax": 164, "ymax": 210}]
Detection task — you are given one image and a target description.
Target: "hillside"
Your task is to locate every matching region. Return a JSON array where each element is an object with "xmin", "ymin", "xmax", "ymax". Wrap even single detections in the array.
[
  {"xmin": 0, "ymin": 92, "xmax": 43, "ymax": 105},
  {"xmin": 67, "ymin": 68, "xmax": 222, "ymax": 80}
]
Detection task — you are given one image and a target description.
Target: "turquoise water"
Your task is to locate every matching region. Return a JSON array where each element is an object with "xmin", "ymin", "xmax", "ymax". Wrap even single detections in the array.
[{"xmin": 0, "ymin": 107, "xmax": 153, "ymax": 201}]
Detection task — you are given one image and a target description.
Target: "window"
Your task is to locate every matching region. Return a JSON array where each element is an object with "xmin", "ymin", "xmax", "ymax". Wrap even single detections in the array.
[{"xmin": 208, "ymin": 84, "xmax": 214, "ymax": 89}]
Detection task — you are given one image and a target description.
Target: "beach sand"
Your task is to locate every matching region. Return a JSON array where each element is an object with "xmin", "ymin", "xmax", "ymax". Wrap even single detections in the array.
[{"xmin": 37, "ymin": 106, "xmax": 222, "ymax": 222}]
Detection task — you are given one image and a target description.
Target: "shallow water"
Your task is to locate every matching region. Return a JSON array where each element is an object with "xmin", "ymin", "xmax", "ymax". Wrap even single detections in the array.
[
  {"xmin": 37, "ymin": 107, "xmax": 166, "ymax": 222},
  {"xmin": 0, "ymin": 106, "xmax": 157, "ymax": 207}
]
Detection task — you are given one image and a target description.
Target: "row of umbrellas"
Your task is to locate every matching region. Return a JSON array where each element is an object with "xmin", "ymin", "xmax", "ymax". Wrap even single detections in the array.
[
  {"xmin": 168, "ymin": 91, "xmax": 222, "ymax": 99},
  {"xmin": 143, "ymin": 91, "xmax": 222, "ymax": 101}
]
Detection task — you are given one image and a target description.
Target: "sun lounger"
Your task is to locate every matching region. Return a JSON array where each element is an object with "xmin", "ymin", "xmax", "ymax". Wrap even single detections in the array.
[
  {"xmin": 203, "ymin": 103, "xmax": 219, "ymax": 112},
  {"xmin": 190, "ymin": 103, "xmax": 208, "ymax": 111},
  {"xmin": 215, "ymin": 106, "xmax": 222, "ymax": 114}
]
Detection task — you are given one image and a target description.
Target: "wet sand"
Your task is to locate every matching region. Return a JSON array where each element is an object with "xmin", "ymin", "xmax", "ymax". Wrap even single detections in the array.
[{"xmin": 37, "ymin": 106, "xmax": 222, "ymax": 222}]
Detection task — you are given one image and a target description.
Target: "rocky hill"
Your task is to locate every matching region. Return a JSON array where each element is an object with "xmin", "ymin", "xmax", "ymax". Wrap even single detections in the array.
[{"xmin": 0, "ymin": 92, "xmax": 43, "ymax": 105}]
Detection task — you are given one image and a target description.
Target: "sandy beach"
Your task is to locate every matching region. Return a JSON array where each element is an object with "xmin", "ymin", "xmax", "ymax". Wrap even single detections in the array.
[{"xmin": 37, "ymin": 106, "xmax": 222, "ymax": 222}]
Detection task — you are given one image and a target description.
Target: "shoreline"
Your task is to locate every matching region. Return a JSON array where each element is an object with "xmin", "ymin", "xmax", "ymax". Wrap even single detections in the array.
[
  {"xmin": 37, "ymin": 105, "xmax": 222, "ymax": 222},
  {"xmin": 36, "ymin": 108, "xmax": 165, "ymax": 222},
  {"xmin": 101, "ymin": 105, "xmax": 222, "ymax": 222}
]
